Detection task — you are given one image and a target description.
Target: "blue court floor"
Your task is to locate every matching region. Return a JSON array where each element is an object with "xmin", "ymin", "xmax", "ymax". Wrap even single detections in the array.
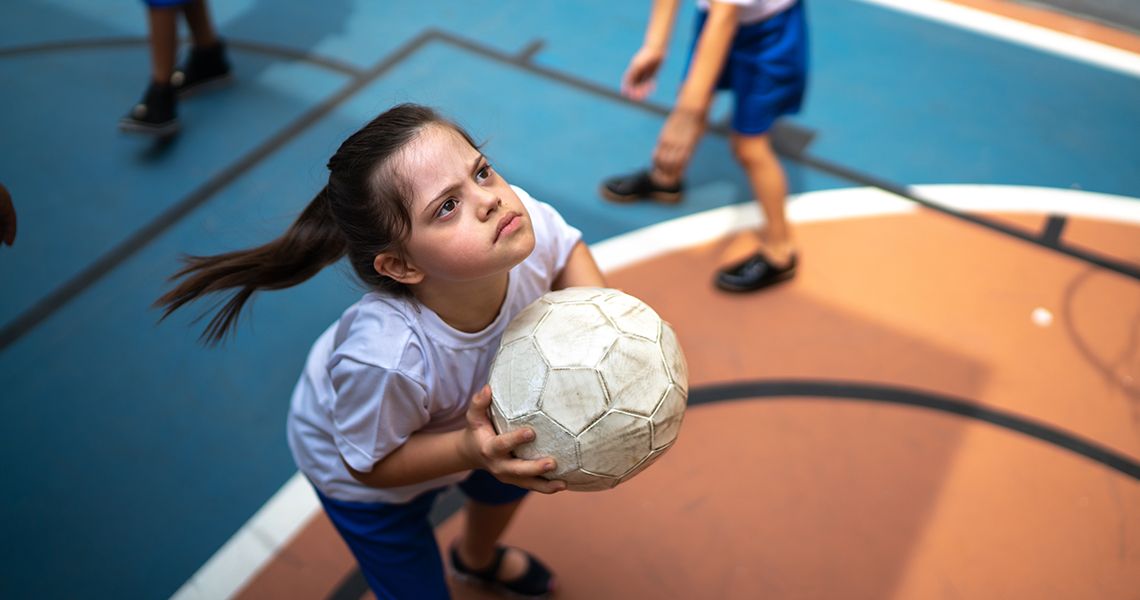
[{"xmin": 1, "ymin": 1, "xmax": 1138, "ymax": 598}]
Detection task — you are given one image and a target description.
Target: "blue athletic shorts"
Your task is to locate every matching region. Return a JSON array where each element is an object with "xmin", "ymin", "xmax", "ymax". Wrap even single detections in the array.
[
  {"xmin": 686, "ymin": 0, "xmax": 808, "ymax": 135},
  {"xmin": 315, "ymin": 470, "xmax": 528, "ymax": 600}
]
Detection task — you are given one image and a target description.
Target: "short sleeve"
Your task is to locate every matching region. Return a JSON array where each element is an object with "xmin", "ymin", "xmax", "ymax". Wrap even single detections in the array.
[
  {"xmin": 514, "ymin": 186, "xmax": 582, "ymax": 280},
  {"xmin": 328, "ymin": 356, "xmax": 430, "ymax": 473}
]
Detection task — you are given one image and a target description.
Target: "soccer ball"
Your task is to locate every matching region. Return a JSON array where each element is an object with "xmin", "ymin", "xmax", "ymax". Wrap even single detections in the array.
[{"xmin": 488, "ymin": 288, "xmax": 688, "ymax": 491}]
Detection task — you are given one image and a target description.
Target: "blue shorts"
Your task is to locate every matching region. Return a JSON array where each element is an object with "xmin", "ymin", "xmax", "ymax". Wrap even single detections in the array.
[
  {"xmin": 687, "ymin": 1, "xmax": 808, "ymax": 135},
  {"xmin": 315, "ymin": 470, "xmax": 528, "ymax": 600}
]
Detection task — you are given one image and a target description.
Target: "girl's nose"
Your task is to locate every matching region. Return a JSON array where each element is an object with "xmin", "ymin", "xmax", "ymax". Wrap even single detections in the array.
[{"xmin": 477, "ymin": 189, "xmax": 501, "ymax": 219}]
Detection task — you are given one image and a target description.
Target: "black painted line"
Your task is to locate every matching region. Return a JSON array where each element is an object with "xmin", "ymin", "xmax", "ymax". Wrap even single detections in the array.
[
  {"xmin": 328, "ymin": 376, "xmax": 1139, "ymax": 599},
  {"xmin": 689, "ymin": 379, "xmax": 1140, "ymax": 480},
  {"xmin": 0, "ymin": 32, "xmax": 434, "ymax": 353},
  {"xmin": 0, "ymin": 37, "xmax": 365, "ymax": 78},
  {"xmin": 326, "ymin": 569, "xmax": 369, "ymax": 600},
  {"xmin": 1042, "ymin": 214, "xmax": 1067, "ymax": 246},
  {"xmin": 516, "ymin": 39, "xmax": 545, "ymax": 63},
  {"xmin": 428, "ymin": 29, "xmax": 1138, "ymax": 282}
]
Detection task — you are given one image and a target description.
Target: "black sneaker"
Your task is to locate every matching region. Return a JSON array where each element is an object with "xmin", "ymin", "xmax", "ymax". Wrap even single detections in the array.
[
  {"xmin": 714, "ymin": 252, "xmax": 797, "ymax": 293},
  {"xmin": 172, "ymin": 42, "xmax": 233, "ymax": 97},
  {"xmin": 119, "ymin": 82, "xmax": 180, "ymax": 137},
  {"xmin": 599, "ymin": 169, "xmax": 684, "ymax": 204}
]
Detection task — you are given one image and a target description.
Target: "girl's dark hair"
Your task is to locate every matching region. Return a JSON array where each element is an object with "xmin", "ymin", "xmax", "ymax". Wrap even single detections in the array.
[{"xmin": 156, "ymin": 103, "xmax": 479, "ymax": 343}]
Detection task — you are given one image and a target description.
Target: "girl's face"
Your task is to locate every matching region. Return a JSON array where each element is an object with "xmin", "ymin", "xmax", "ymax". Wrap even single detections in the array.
[{"xmin": 390, "ymin": 124, "xmax": 536, "ymax": 284}]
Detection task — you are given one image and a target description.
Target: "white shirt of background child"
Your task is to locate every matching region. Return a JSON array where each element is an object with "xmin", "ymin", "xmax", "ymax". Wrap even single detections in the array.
[{"xmin": 697, "ymin": 0, "xmax": 798, "ymax": 24}]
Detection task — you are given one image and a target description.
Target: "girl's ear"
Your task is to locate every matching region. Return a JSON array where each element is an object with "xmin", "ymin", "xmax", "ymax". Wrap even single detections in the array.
[{"xmin": 373, "ymin": 252, "xmax": 424, "ymax": 285}]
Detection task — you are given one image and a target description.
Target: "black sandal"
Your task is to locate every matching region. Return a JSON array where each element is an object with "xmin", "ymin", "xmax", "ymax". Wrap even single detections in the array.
[{"xmin": 449, "ymin": 543, "xmax": 557, "ymax": 598}]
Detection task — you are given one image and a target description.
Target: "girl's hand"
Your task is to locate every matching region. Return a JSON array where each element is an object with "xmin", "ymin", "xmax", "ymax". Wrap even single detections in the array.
[
  {"xmin": 621, "ymin": 47, "xmax": 665, "ymax": 101},
  {"xmin": 461, "ymin": 385, "xmax": 567, "ymax": 494}
]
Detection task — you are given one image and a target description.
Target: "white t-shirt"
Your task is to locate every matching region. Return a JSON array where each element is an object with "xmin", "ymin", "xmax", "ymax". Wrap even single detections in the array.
[
  {"xmin": 696, "ymin": 0, "xmax": 797, "ymax": 24},
  {"xmin": 286, "ymin": 186, "xmax": 583, "ymax": 503}
]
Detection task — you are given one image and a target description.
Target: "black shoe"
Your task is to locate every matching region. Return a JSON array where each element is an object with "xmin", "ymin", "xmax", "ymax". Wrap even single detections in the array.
[
  {"xmin": 599, "ymin": 169, "xmax": 683, "ymax": 204},
  {"xmin": 172, "ymin": 42, "xmax": 233, "ymax": 97},
  {"xmin": 715, "ymin": 252, "xmax": 797, "ymax": 292},
  {"xmin": 119, "ymin": 82, "xmax": 180, "ymax": 137},
  {"xmin": 449, "ymin": 544, "xmax": 556, "ymax": 598}
]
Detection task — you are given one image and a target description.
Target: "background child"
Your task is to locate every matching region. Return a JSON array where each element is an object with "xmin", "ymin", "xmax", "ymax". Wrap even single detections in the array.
[
  {"xmin": 600, "ymin": 0, "xmax": 808, "ymax": 292},
  {"xmin": 157, "ymin": 104, "xmax": 605, "ymax": 598},
  {"xmin": 120, "ymin": 0, "xmax": 231, "ymax": 136}
]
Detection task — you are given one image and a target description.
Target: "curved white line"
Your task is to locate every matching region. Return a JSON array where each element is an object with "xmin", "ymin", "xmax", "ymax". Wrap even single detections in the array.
[
  {"xmin": 174, "ymin": 184, "xmax": 1140, "ymax": 599},
  {"xmin": 855, "ymin": 0, "xmax": 1140, "ymax": 79}
]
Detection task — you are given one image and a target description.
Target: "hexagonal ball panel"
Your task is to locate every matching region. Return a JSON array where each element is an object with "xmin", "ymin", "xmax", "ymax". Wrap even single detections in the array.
[
  {"xmin": 651, "ymin": 384, "xmax": 686, "ymax": 450},
  {"xmin": 539, "ymin": 368, "xmax": 608, "ymax": 435},
  {"xmin": 489, "ymin": 400, "xmax": 509, "ymax": 436},
  {"xmin": 598, "ymin": 336, "xmax": 671, "ymax": 417},
  {"xmin": 489, "ymin": 338, "xmax": 547, "ymax": 420},
  {"xmin": 561, "ymin": 469, "xmax": 620, "ymax": 492},
  {"xmin": 597, "ymin": 291, "xmax": 660, "ymax": 341},
  {"xmin": 544, "ymin": 287, "xmax": 607, "ymax": 304},
  {"xmin": 499, "ymin": 300, "xmax": 551, "ymax": 347},
  {"xmin": 578, "ymin": 410, "xmax": 652, "ymax": 477},
  {"xmin": 618, "ymin": 447, "xmax": 670, "ymax": 486},
  {"xmin": 659, "ymin": 321, "xmax": 689, "ymax": 391},
  {"xmin": 508, "ymin": 412, "xmax": 580, "ymax": 479},
  {"xmin": 534, "ymin": 303, "xmax": 618, "ymax": 368}
]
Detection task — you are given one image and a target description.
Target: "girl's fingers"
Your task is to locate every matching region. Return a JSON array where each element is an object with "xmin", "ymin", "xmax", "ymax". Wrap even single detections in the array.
[
  {"xmin": 491, "ymin": 427, "xmax": 535, "ymax": 455},
  {"xmin": 466, "ymin": 385, "xmax": 492, "ymax": 423},
  {"xmin": 525, "ymin": 477, "xmax": 568, "ymax": 494}
]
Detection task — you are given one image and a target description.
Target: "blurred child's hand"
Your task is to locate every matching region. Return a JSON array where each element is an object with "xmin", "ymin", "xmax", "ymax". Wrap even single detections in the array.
[
  {"xmin": 654, "ymin": 108, "xmax": 706, "ymax": 180},
  {"xmin": 0, "ymin": 184, "xmax": 15, "ymax": 247},
  {"xmin": 621, "ymin": 47, "xmax": 665, "ymax": 101},
  {"xmin": 461, "ymin": 385, "xmax": 567, "ymax": 494}
]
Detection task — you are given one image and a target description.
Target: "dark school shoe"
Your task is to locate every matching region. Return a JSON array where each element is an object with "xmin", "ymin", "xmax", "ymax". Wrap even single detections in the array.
[
  {"xmin": 119, "ymin": 82, "xmax": 180, "ymax": 137},
  {"xmin": 714, "ymin": 252, "xmax": 798, "ymax": 293},
  {"xmin": 449, "ymin": 544, "xmax": 557, "ymax": 599},
  {"xmin": 172, "ymin": 42, "xmax": 233, "ymax": 97},
  {"xmin": 599, "ymin": 169, "xmax": 684, "ymax": 205}
]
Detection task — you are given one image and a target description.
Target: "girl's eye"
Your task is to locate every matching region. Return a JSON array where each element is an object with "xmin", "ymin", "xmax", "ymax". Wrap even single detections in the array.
[
  {"xmin": 476, "ymin": 164, "xmax": 492, "ymax": 183},
  {"xmin": 436, "ymin": 198, "xmax": 458, "ymax": 218}
]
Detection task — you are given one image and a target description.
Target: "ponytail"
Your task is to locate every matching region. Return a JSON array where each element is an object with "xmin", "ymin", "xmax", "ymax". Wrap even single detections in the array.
[{"xmin": 155, "ymin": 188, "xmax": 346, "ymax": 343}]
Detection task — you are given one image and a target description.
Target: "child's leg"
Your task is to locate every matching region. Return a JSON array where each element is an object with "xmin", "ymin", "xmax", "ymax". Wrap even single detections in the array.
[
  {"xmin": 451, "ymin": 469, "xmax": 555, "ymax": 596},
  {"xmin": 730, "ymin": 131, "xmax": 795, "ymax": 266},
  {"xmin": 455, "ymin": 497, "xmax": 530, "ymax": 579},
  {"xmin": 180, "ymin": 0, "xmax": 220, "ymax": 48},
  {"xmin": 145, "ymin": 6, "xmax": 179, "ymax": 84},
  {"xmin": 317, "ymin": 489, "xmax": 451, "ymax": 600}
]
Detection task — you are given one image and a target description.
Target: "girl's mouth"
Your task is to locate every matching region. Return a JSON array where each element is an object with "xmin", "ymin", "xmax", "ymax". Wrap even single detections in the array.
[{"xmin": 495, "ymin": 212, "xmax": 522, "ymax": 242}]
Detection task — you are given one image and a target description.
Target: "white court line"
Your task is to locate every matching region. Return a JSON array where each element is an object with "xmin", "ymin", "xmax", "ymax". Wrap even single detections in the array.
[
  {"xmin": 172, "ymin": 184, "xmax": 1140, "ymax": 599},
  {"xmin": 855, "ymin": 0, "xmax": 1140, "ymax": 78}
]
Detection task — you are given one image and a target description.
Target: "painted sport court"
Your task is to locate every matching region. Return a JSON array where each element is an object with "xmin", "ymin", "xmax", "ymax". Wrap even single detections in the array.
[{"xmin": 1, "ymin": 0, "xmax": 1138, "ymax": 598}]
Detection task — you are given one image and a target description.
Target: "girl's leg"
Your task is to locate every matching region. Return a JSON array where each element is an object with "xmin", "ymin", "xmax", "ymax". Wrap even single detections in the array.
[
  {"xmin": 180, "ymin": 0, "xmax": 220, "ymax": 48},
  {"xmin": 145, "ymin": 6, "xmax": 179, "ymax": 84},
  {"xmin": 318, "ymin": 490, "xmax": 450, "ymax": 600},
  {"xmin": 730, "ymin": 131, "xmax": 795, "ymax": 266},
  {"xmin": 455, "ymin": 497, "xmax": 531, "ymax": 580}
]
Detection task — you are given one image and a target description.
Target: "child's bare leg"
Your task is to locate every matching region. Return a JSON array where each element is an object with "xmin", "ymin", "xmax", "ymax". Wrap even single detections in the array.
[
  {"xmin": 731, "ymin": 132, "xmax": 795, "ymax": 266},
  {"xmin": 181, "ymin": 0, "xmax": 220, "ymax": 47},
  {"xmin": 146, "ymin": 7, "xmax": 179, "ymax": 84},
  {"xmin": 456, "ymin": 498, "xmax": 529, "ymax": 580}
]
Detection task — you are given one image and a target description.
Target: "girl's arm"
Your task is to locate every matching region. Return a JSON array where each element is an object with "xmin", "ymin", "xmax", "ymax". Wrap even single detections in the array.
[
  {"xmin": 345, "ymin": 386, "xmax": 567, "ymax": 494},
  {"xmin": 654, "ymin": 1, "xmax": 740, "ymax": 178},
  {"xmin": 552, "ymin": 240, "xmax": 606, "ymax": 290}
]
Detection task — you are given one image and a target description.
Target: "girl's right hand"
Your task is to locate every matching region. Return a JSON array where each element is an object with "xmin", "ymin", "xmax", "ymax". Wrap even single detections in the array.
[{"xmin": 461, "ymin": 385, "xmax": 567, "ymax": 494}]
